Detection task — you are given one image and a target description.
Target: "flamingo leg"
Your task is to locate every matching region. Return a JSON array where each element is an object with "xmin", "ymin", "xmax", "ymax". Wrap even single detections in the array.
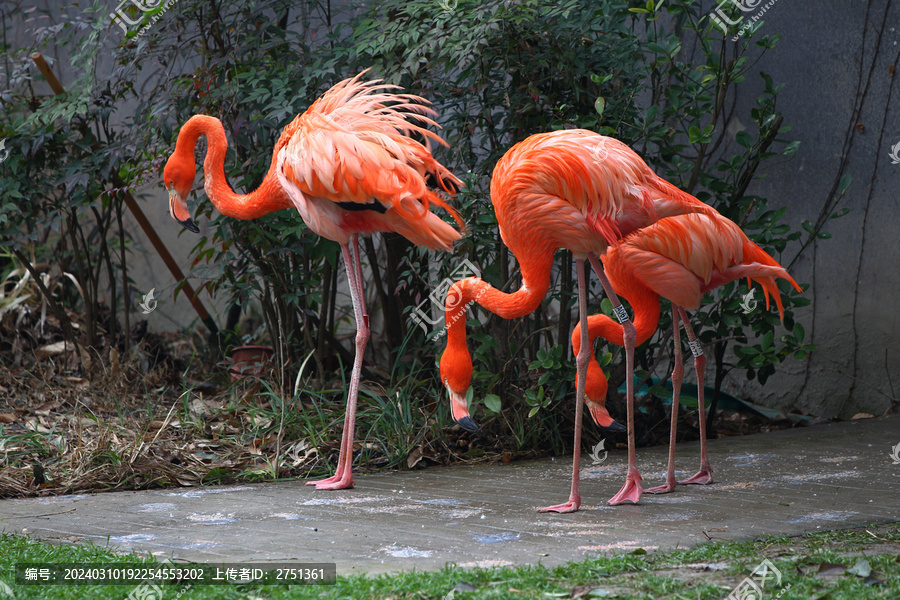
[
  {"xmin": 647, "ymin": 306, "xmax": 684, "ymax": 494},
  {"xmin": 677, "ymin": 307, "xmax": 713, "ymax": 485},
  {"xmin": 308, "ymin": 235, "xmax": 368, "ymax": 490},
  {"xmin": 589, "ymin": 255, "xmax": 641, "ymax": 505},
  {"xmin": 540, "ymin": 258, "xmax": 590, "ymax": 513}
]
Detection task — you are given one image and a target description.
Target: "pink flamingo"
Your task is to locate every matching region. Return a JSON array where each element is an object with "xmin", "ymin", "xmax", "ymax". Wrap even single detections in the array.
[
  {"xmin": 574, "ymin": 212, "xmax": 801, "ymax": 500},
  {"xmin": 438, "ymin": 130, "xmax": 720, "ymax": 512},
  {"xmin": 163, "ymin": 72, "xmax": 463, "ymax": 490}
]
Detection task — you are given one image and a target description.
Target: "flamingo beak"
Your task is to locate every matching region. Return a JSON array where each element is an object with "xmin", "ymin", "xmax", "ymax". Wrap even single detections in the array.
[
  {"xmin": 168, "ymin": 185, "xmax": 200, "ymax": 233},
  {"xmin": 448, "ymin": 386, "xmax": 478, "ymax": 432},
  {"xmin": 588, "ymin": 403, "xmax": 626, "ymax": 433}
]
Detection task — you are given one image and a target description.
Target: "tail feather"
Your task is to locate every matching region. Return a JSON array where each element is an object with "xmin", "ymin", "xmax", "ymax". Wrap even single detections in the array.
[
  {"xmin": 737, "ymin": 238, "xmax": 802, "ymax": 320},
  {"xmin": 389, "ymin": 208, "xmax": 462, "ymax": 252}
]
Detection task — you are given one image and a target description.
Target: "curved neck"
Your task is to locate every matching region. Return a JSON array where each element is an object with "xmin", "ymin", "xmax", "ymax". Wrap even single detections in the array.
[
  {"xmin": 176, "ymin": 115, "xmax": 292, "ymax": 219},
  {"xmin": 576, "ymin": 281, "xmax": 660, "ymax": 352},
  {"xmin": 445, "ymin": 251, "xmax": 554, "ymax": 351}
]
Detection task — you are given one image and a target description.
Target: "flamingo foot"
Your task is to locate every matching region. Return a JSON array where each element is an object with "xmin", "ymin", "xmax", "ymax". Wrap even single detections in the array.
[
  {"xmin": 645, "ymin": 481, "xmax": 677, "ymax": 494},
  {"xmin": 310, "ymin": 474, "xmax": 355, "ymax": 490},
  {"xmin": 679, "ymin": 467, "xmax": 713, "ymax": 486},
  {"xmin": 305, "ymin": 468, "xmax": 346, "ymax": 487},
  {"xmin": 608, "ymin": 472, "xmax": 643, "ymax": 505},
  {"xmin": 539, "ymin": 497, "xmax": 581, "ymax": 514}
]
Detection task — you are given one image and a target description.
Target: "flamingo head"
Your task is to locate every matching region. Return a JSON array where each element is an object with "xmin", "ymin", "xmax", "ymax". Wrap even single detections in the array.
[
  {"xmin": 163, "ymin": 151, "xmax": 200, "ymax": 233},
  {"xmin": 583, "ymin": 358, "xmax": 626, "ymax": 433},
  {"xmin": 439, "ymin": 343, "xmax": 478, "ymax": 432}
]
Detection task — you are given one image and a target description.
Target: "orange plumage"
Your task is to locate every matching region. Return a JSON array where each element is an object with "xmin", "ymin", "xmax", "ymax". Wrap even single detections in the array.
[
  {"xmin": 163, "ymin": 71, "xmax": 464, "ymax": 491},
  {"xmin": 438, "ymin": 130, "xmax": 723, "ymax": 512},
  {"xmin": 573, "ymin": 212, "xmax": 801, "ymax": 494}
]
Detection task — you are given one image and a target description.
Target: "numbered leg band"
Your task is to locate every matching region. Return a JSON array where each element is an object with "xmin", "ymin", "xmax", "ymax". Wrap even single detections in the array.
[
  {"xmin": 689, "ymin": 339, "xmax": 703, "ymax": 358},
  {"xmin": 612, "ymin": 304, "xmax": 630, "ymax": 324}
]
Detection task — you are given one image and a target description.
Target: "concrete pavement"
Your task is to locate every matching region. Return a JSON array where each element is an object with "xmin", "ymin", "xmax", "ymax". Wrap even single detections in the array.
[{"xmin": 1, "ymin": 416, "xmax": 898, "ymax": 575}]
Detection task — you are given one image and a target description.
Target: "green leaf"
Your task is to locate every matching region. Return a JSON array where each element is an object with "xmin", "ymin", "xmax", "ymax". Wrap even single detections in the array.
[
  {"xmin": 735, "ymin": 130, "xmax": 753, "ymax": 148},
  {"xmin": 483, "ymin": 394, "xmax": 502, "ymax": 414},
  {"xmin": 688, "ymin": 125, "xmax": 702, "ymax": 143},
  {"xmin": 600, "ymin": 297, "xmax": 613, "ymax": 316},
  {"xmin": 594, "ymin": 96, "xmax": 606, "ymax": 117}
]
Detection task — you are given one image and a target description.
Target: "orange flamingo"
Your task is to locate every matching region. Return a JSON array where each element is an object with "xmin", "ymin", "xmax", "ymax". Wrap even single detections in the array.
[
  {"xmin": 438, "ymin": 130, "xmax": 720, "ymax": 512},
  {"xmin": 163, "ymin": 72, "xmax": 463, "ymax": 490},
  {"xmin": 573, "ymin": 212, "xmax": 801, "ymax": 501}
]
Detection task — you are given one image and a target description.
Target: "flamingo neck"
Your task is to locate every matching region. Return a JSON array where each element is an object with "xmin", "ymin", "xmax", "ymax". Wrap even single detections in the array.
[
  {"xmin": 441, "ymin": 251, "xmax": 554, "ymax": 392},
  {"xmin": 175, "ymin": 115, "xmax": 292, "ymax": 220},
  {"xmin": 578, "ymin": 281, "xmax": 660, "ymax": 351}
]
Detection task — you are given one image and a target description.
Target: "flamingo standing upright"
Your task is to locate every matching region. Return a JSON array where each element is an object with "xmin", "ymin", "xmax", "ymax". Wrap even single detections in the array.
[
  {"xmin": 163, "ymin": 72, "xmax": 464, "ymax": 490},
  {"xmin": 438, "ymin": 130, "xmax": 721, "ymax": 512},
  {"xmin": 573, "ymin": 212, "xmax": 801, "ymax": 499}
]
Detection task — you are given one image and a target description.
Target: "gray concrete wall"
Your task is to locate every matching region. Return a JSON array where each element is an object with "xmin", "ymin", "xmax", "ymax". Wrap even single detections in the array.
[{"xmin": 704, "ymin": 0, "xmax": 900, "ymax": 418}]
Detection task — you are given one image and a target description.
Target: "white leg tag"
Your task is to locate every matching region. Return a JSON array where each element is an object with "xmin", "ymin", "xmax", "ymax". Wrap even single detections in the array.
[
  {"xmin": 689, "ymin": 339, "xmax": 703, "ymax": 358},
  {"xmin": 613, "ymin": 304, "xmax": 630, "ymax": 324}
]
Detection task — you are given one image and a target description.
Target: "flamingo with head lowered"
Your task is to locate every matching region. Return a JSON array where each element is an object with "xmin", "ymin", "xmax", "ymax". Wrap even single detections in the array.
[
  {"xmin": 574, "ymin": 212, "xmax": 801, "ymax": 499},
  {"xmin": 163, "ymin": 72, "xmax": 464, "ymax": 490},
  {"xmin": 438, "ymin": 130, "xmax": 722, "ymax": 512}
]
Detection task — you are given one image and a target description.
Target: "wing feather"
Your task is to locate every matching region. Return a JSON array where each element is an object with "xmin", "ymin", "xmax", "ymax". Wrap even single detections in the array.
[{"xmin": 278, "ymin": 71, "xmax": 463, "ymax": 228}]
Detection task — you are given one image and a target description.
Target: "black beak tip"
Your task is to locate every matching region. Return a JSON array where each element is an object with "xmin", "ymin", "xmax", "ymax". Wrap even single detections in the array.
[
  {"xmin": 456, "ymin": 416, "xmax": 479, "ymax": 432},
  {"xmin": 180, "ymin": 217, "xmax": 200, "ymax": 234},
  {"xmin": 600, "ymin": 419, "xmax": 626, "ymax": 434}
]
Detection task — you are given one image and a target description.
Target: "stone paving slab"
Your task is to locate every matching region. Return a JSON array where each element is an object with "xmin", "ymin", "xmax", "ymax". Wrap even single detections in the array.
[{"xmin": 1, "ymin": 416, "xmax": 898, "ymax": 575}]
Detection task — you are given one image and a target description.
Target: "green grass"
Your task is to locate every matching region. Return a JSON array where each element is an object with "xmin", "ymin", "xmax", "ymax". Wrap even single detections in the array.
[{"xmin": 1, "ymin": 523, "xmax": 898, "ymax": 599}]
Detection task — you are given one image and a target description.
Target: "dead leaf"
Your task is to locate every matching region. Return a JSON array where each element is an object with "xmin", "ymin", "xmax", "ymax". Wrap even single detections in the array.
[
  {"xmin": 407, "ymin": 447, "xmax": 424, "ymax": 469},
  {"xmin": 0, "ymin": 413, "xmax": 17, "ymax": 423},
  {"xmin": 571, "ymin": 584, "xmax": 605, "ymax": 598},
  {"xmin": 846, "ymin": 558, "xmax": 872, "ymax": 578},
  {"xmin": 25, "ymin": 419, "xmax": 51, "ymax": 433},
  {"xmin": 851, "ymin": 412, "xmax": 874, "ymax": 420},
  {"xmin": 33, "ymin": 401, "xmax": 57, "ymax": 416},
  {"xmin": 816, "ymin": 562, "xmax": 846, "ymax": 577},
  {"xmin": 35, "ymin": 340, "xmax": 74, "ymax": 359}
]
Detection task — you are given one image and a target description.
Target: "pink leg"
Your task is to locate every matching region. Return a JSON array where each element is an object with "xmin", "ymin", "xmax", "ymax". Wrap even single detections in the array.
[
  {"xmin": 589, "ymin": 255, "xmax": 641, "ymax": 506},
  {"xmin": 307, "ymin": 236, "xmax": 369, "ymax": 490},
  {"xmin": 647, "ymin": 307, "xmax": 683, "ymax": 494},
  {"xmin": 540, "ymin": 258, "xmax": 590, "ymax": 513},
  {"xmin": 677, "ymin": 308, "xmax": 713, "ymax": 485}
]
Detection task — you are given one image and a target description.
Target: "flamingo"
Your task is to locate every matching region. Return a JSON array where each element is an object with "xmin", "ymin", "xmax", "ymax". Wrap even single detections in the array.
[
  {"xmin": 573, "ymin": 212, "xmax": 801, "ymax": 500},
  {"xmin": 163, "ymin": 72, "xmax": 464, "ymax": 490},
  {"xmin": 438, "ymin": 129, "xmax": 721, "ymax": 512}
]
